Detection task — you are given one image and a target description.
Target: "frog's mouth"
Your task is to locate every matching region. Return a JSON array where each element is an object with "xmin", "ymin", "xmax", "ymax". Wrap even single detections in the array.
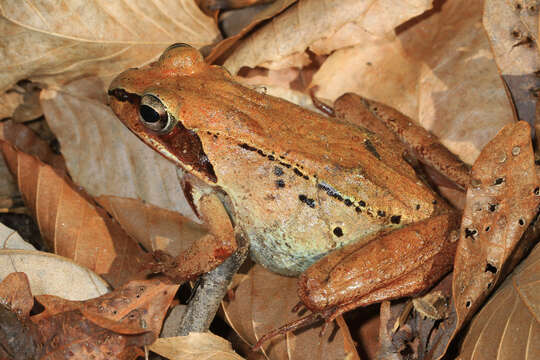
[{"xmin": 108, "ymin": 88, "xmax": 218, "ymax": 184}]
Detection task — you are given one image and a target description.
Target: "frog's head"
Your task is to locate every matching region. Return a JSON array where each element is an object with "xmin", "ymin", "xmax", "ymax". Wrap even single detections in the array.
[{"xmin": 108, "ymin": 43, "xmax": 231, "ymax": 184}]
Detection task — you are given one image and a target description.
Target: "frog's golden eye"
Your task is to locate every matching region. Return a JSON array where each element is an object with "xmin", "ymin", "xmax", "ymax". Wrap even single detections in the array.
[{"xmin": 139, "ymin": 94, "xmax": 176, "ymax": 134}]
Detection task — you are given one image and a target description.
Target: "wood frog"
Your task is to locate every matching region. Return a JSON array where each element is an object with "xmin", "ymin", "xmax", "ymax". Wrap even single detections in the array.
[{"xmin": 108, "ymin": 44, "xmax": 462, "ymax": 335}]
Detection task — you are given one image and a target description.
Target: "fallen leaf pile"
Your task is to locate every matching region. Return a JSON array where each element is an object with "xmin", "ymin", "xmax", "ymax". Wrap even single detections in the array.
[{"xmin": 0, "ymin": 0, "xmax": 539, "ymax": 359}]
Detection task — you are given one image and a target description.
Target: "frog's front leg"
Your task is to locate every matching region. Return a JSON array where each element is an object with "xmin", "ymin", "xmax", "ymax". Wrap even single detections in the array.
[
  {"xmin": 255, "ymin": 211, "xmax": 460, "ymax": 347},
  {"xmin": 153, "ymin": 191, "xmax": 238, "ymax": 282}
]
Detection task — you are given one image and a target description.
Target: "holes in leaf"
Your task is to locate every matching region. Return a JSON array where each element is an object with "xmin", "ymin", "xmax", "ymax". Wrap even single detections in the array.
[
  {"xmin": 493, "ymin": 177, "xmax": 504, "ymax": 185},
  {"xmin": 465, "ymin": 228, "xmax": 478, "ymax": 239},
  {"xmin": 465, "ymin": 300, "xmax": 471, "ymax": 308},
  {"xmin": 487, "ymin": 282, "xmax": 492, "ymax": 289},
  {"xmin": 485, "ymin": 263, "xmax": 498, "ymax": 274},
  {"xmin": 485, "ymin": 226, "xmax": 491, "ymax": 232},
  {"xmin": 534, "ymin": 187, "xmax": 539, "ymax": 196},
  {"xmin": 333, "ymin": 227, "xmax": 344, "ymax": 237},
  {"xmin": 390, "ymin": 215, "xmax": 402, "ymax": 224},
  {"xmin": 519, "ymin": 218, "xmax": 525, "ymax": 226},
  {"xmin": 488, "ymin": 204, "xmax": 498, "ymax": 212}
]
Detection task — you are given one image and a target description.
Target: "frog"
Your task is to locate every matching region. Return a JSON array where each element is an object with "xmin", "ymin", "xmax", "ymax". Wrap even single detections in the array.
[{"xmin": 108, "ymin": 43, "xmax": 462, "ymax": 334}]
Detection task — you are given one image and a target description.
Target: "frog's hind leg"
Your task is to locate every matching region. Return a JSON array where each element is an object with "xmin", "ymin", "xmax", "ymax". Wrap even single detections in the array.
[
  {"xmin": 333, "ymin": 93, "xmax": 470, "ymax": 190},
  {"xmin": 254, "ymin": 212, "xmax": 460, "ymax": 349}
]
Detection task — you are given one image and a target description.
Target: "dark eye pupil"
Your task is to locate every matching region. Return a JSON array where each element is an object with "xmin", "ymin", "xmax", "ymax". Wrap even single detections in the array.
[{"xmin": 140, "ymin": 105, "xmax": 160, "ymax": 123}]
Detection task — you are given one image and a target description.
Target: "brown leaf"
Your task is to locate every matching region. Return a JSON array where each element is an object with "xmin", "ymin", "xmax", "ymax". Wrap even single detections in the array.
[
  {"xmin": 223, "ymin": 0, "xmax": 432, "ymax": 73},
  {"xmin": 149, "ymin": 333, "xmax": 246, "ymax": 360},
  {"xmin": 483, "ymin": 0, "xmax": 540, "ymax": 128},
  {"xmin": 0, "ymin": 142, "xmax": 152, "ymax": 287},
  {"xmin": 0, "ymin": 0, "xmax": 220, "ymax": 92},
  {"xmin": 0, "ymin": 120, "xmax": 66, "ymax": 172},
  {"xmin": 0, "ymin": 272, "xmax": 33, "ymax": 319},
  {"xmin": 40, "ymin": 78, "xmax": 198, "ymax": 221},
  {"xmin": 222, "ymin": 263, "xmax": 360, "ymax": 360},
  {"xmin": 458, "ymin": 241, "xmax": 540, "ymax": 359},
  {"xmin": 453, "ymin": 121, "xmax": 539, "ymax": 327},
  {"xmin": 28, "ymin": 278, "xmax": 177, "ymax": 359}
]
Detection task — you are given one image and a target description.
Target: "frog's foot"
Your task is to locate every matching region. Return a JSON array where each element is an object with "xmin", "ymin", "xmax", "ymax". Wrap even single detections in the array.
[{"xmin": 253, "ymin": 296, "xmax": 368, "ymax": 351}]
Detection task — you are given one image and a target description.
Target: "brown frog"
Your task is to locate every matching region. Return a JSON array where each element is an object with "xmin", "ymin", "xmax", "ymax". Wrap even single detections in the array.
[{"xmin": 108, "ymin": 44, "xmax": 461, "ymax": 334}]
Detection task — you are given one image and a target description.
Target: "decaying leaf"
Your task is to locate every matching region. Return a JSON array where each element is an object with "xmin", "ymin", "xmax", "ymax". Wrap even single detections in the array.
[
  {"xmin": 483, "ymin": 0, "xmax": 540, "ymax": 128},
  {"xmin": 0, "ymin": 142, "xmax": 152, "ymax": 287},
  {"xmin": 453, "ymin": 121, "xmax": 539, "ymax": 327},
  {"xmin": 40, "ymin": 78, "xmax": 198, "ymax": 221},
  {"xmin": 0, "ymin": 275, "xmax": 178, "ymax": 359},
  {"xmin": 222, "ymin": 264, "xmax": 359, "ymax": 360},
  {"xmin": 0, "ymin": 0, "xmax": 221, "ymax": 92},
  {"xmin": 0, "ymin": 250, "xmax": 109, "ymax": 300},
  {"xmin": 458, "ymin": 240, "xmax": 540, "ymax": 359},
  {"xmin": 149, "ymin": 333, "xmax": 245, "ymax": 360}
]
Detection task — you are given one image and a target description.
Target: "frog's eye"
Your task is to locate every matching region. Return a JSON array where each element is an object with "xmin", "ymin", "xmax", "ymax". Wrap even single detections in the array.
[{"xmin": 139, "ymin": 94, "xmax": 176, "ymax": 134}]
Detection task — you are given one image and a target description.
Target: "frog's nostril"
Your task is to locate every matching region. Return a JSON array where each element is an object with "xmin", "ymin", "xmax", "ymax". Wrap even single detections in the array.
[{"xmin": 140, "ymin": 105, "xmax": 160, "ymax": 123}]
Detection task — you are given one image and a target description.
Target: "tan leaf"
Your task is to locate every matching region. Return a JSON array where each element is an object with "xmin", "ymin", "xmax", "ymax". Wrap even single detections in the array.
[
  {"xmin": 0, "ymin": 89, "xmax": 24, "ymax": 119},
  {"xmin": 222, "ymin": 264, "xmax": 360, "ymax": 360},
  {"xmin": 223, "ymin": 0, "xmax": 432, "ymax": 74},
  {"xmin": 0, "ymin": 0, "xmax": 220, "ymax": 92},
  {"xmin": 1, "ymin": 142, "xmax": 152, "ymax": 287},
  {"xmin": 97, "ymin": 196, "xmax": 206, "ymax": 257},
  {"xmin": 40, "ymin": 78, "xmax": 198, "ymax": 221},
  {"xmin": 0, "ymin": 250, "xmax": 109, "ymax": 300},
  {"xmin": 207, "ymin": 0, "xmax": 296, "ymax": 64},
  {"xmin": 483, "ymin": 0, "xmax": 540, "ymax": 127},
  {"xmin": 458, "ymin": 241, "xmax": 540, "ymax": 359},
  {"xmin": 149, "ymin": 333, "xmax": 245, "ymax": 360},
  {"xmin": 0, "ymin": 222, "xmax": 35, "ymax": 250},
  {"xmin": 312, "ymin": 0, "xmax": 513, "ymax": 165}
]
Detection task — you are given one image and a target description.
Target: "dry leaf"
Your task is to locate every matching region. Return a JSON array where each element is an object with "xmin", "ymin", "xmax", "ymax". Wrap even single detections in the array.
[
  {"xmin": 0, "ymin": 272, "xmax": 34, "ymax": 319},
  {"xmin": 458, "ymin": 241, "xmax": 540, "ymax": 359},
  {"xmin": 28, "ymin": 278, "xmax": 178, "ymax": 359},
  {"xmin": 97, "ymin": 196, "xmax": 206, "ymax": 257},
  {"xmin": 1, "ymin": 142, "xmax": 152, "ymax": 287},
  {"xmin": 222, "ymin": 264, "xmax": 359, "ymax": 360},
  {"xmin": 453, "ymin": 121, "xmax": 539, "ymax": 327},
  {"xmin": 149, "ymin": 333, "xmax": 245, "ymax": 360},
  {"xmin": 223, "ymin": 0, "xmax": 432, "ymax": 73},
  {"xmin": 0, "ymin": 250, "xmax": 109, "ymax": 300},
  {"xmin": 483, "ymin": 0, "xmax": 540, "ymax": 127},
  {"xmin": 40, "ymin": 77, "xmax": 198, "ymax": 221},
  {"xmin": 312, "ymin": 0, "xmax": 513, "ymax": 165},
  {"xmin": 0, "ymin": 222, "xmax": 35, "ymax": 250},
  {"xmin": 0, "ymin": 272, "xmax": 41, "ymax": 359},
  {"xmin": 207, "ymin": 0, "xmax": 296, "ymax": 64},
  {"xmin": 0, "ymin": 89, "xmax": 24, "ymax": 119},
  {"xmin": 0, "ymin": 0, "xmax": 220, "ymax": 92},
  {"xmin": 0, "ymin": 119, "xmax": 66, "ymax": 171}
]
